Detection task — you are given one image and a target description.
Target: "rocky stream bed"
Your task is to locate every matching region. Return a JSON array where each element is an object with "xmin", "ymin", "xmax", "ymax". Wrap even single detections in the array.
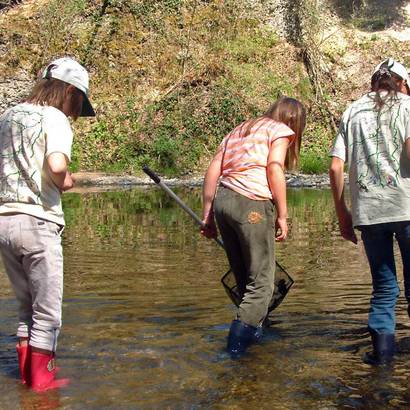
[{"xmin": 72, "ymin": 171, "xmax": 335, "ymax": 189}]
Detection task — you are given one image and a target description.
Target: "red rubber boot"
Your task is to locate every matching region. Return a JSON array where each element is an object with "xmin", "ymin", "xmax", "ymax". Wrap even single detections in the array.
[
  {"xmin": 16, "ymin": 344, "xmax": 31, "ymax": 385},
  {"xmin": 30, "ymin": 351, "xmax": 69, "ymax": 393}
]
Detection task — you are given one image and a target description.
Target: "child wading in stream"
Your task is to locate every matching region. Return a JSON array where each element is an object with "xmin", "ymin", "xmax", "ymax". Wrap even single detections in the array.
[
  {"xmin": 0, "ymin": 57, "xmax": 95, "ymax": 391},
  {"xmin": 201, "ymin": 96, "xmax": 306, "ymax": 357},
  {"xmin": 329, "ymin": 58, "xmax": 410, "ymax": 365}
]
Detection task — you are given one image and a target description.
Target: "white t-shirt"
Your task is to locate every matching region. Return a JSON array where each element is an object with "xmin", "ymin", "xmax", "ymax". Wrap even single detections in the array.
[
  {"xmin": 331, "ymin": 92, "xmax": 410, "ymax": 226},
  {"xmin": 0, "ymin": 103, "xmax": 73, "ymax": 226}
]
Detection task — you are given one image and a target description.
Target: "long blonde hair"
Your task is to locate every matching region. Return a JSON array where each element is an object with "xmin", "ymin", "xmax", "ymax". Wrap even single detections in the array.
[
  {"xmin": 241, "ymin": 97, "xmax": 306, "ymax": 170},
  {"xmin": 264, "ymin": 97, "xmax": 306, "ymax": 169}
]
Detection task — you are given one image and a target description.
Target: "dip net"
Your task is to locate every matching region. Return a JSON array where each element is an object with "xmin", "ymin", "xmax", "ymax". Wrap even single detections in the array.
[{"xmin": 221, "ymin": 262, "xmax": 294, "ymax": 318}]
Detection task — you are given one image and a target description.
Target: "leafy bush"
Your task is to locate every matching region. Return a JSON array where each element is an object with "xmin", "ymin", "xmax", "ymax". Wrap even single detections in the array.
[
  {"xmin": 300, "ymin": 151, "xmax": 330, "ymax": 174},
  {"xmin": 1, "ymin": 0, "xmax": 341, "ymax": 176}
]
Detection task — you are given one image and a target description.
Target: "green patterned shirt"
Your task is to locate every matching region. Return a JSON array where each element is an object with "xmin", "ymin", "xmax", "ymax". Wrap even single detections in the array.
[
  {"xmin": 331, "ymin": 92, "xmax": 410, "ymax": 226},
  {"xmin": 0, "ymin": 103, "xmax": 73, "ymax": 225}
]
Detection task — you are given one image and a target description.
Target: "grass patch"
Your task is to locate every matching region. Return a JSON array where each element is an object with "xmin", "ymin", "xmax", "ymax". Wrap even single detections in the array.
[
  {"xmin": 299, "ymin": 151, "xmax": 330, "ymax": 174},
  {"xmin": 352, "ymin": 15, "xmax": 389, "ymax": 31}
]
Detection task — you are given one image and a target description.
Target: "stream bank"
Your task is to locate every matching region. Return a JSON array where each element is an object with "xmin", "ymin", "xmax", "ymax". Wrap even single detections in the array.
[{"xmin": 72, "ymin": 171, "xmax": 334, "ymax": 189}]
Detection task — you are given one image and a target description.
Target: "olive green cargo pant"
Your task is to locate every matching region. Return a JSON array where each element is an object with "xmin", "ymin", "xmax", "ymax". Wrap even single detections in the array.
[{"xmin": 214, "ymin": 185, "xmax": 275, "ymax": 327}]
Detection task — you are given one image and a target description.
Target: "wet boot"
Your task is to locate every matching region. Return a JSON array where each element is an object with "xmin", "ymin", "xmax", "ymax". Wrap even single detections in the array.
[
  {"xmin": 16, "ymin": 344, "xmax": 30, "ymax": 385},
  {"xmin": 363, "ymin": 333, "xmax": 395, "ymax": 365},
  {"xmin": 30, "ymin": 351, "xmax": 69, "ymax": 393},
  {"xmin": 227, "ymin": 319, "xmax": 262, "ymax": 358},
  {"xmin": 254, "ymin": 325, "xmax": 264, "ymax": 342}
]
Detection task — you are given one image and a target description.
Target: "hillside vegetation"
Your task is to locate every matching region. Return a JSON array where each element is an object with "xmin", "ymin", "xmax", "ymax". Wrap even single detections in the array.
[{"xmin": 0, "ymin": 0, "xmax": 409, "ymax": 176}]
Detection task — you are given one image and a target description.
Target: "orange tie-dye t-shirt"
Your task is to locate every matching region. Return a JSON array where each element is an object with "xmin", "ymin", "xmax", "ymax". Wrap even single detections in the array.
[{"xmin": 218, "ymin": 117, "xmax": 294, "ymax": 200}]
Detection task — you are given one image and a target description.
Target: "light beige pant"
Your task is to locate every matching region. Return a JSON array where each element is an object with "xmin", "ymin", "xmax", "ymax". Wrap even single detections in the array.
[{"xmin": 0, "ymin": 213, "xmax": 64, "ymax": 351}]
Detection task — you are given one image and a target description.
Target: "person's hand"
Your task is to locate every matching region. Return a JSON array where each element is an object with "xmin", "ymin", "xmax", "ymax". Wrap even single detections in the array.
[
  {"xmin": 61, "ymin": 171, "xmax": 75, "ymax": 192},
  {"xmin": 200, "ymin": 211, "xmax": 217, "ymax": 239},
  {"xmin": 338, "ymin": 208, "xmax": 358, "ymax": 244},
  {"xmin": 275, "ymin": 216, "xmax": 288, "ymax": 241},
  {"xmin": 70, "ymin": 172, "xmax": 76, "ymax": 185}
]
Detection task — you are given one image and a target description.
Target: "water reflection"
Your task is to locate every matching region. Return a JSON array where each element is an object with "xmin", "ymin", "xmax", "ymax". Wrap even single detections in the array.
[{"xmin": 0, "ymin": 187, "xmax": 409, "ymax": 409}]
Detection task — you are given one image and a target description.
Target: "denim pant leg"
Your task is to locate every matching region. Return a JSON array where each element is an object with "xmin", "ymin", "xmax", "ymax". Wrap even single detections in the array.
[
  {"xmin": 360, "ymin": 224, "xmax": 400, "ymax": 335},
  {"xmin": 396, "ymin": 221, "xmax": 410, "ymax": 309}
]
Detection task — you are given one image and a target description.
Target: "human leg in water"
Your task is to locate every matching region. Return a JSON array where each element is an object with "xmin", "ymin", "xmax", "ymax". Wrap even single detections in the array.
[
  {"xmin": 16, "ymin": 338, "xmax": 30, "ymax": 385},
  {"xmin": 30, "ymin": 347, "xmax": 69, "ymax": 393},
  {"xmin": 21, "ymin": 218, "xmax": 70, "ymax": 391},
  {"xmin": 215, "ymin": 188, "xmax": 275, "ymax": 357},
  {"xmin": 360, "ymin": 223, "xmax": 398, "ymax": 365}
]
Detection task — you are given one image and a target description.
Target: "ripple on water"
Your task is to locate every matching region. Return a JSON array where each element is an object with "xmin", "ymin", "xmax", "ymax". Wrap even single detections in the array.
[{"xmin": 1, "ymin": 188, "xmax": 409, "ymax": 409}]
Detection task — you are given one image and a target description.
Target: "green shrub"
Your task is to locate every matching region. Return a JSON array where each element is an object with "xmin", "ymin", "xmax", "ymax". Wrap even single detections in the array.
[
  {"xmin": 2, "ymin": 0, "xmax": 340, "ymax": 176},
  {"xmin": 352, "ymin": 16, "xmax": 388, "ymax": 31},
  {"xmin": 300, "ymin": 151, "xmax": 330, "ymax": 174}
]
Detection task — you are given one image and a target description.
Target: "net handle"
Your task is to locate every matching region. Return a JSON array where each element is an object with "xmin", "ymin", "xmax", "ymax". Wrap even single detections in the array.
[
  {"xmin": 143, "ymin": 166, "xmax": 224, "ymax": 247},
  {"xmin": 142, "ymin": 166, "xmax": 290, "ymax": 274}
]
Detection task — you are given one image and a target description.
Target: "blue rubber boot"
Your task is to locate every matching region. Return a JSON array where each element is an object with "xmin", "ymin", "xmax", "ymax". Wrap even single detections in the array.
[
  {"xmin": 363, "ymin": 333, "xmax": 395, "ymax": 365},
  {"xmin": 227, "ymin": 320, "xmax": 262, "ymax": 358},
  {"xmin": 254, "ymin": 325, "xmax": 263, "ymax": 342}
]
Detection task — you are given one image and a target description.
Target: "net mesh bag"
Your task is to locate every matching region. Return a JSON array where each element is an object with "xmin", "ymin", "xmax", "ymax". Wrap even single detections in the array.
[{"xmin": 221, "ymin": 262, "xmax": 294, "ymax": 314}]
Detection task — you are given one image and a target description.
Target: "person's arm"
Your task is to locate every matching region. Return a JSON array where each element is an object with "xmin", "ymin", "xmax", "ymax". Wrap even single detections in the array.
[
  {"xmin": 329, "ymin": 156, "xmax": 357, "ymax": 244},
  {"xmin": 201, "ymin": 148, "xmax": 223, "ymax": 238},
  {"xmin": 43, "ymin": 107, "xmax": 74, "ymax": 192},
  {"xmin": 47, "ymin": 152, "xmax": 74, "ymax": 192},
  {"xmin": 267, "ymin": 137, "xmax": 289, "ymax": 241}
]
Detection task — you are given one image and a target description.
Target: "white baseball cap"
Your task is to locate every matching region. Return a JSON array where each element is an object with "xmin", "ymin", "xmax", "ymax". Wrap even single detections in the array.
[
  {"xmin": 373, "ymin": 58, "xmax": 409, "ymax": 84},
  {"xmin": 42, "ymin": 57, "xmax": 95, "ymax": 117}
]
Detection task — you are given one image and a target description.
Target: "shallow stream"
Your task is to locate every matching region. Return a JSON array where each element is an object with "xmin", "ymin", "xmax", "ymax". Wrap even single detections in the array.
[{"xmin": 0, "ymin": 187, "xmax": 409, "ymax": 409}]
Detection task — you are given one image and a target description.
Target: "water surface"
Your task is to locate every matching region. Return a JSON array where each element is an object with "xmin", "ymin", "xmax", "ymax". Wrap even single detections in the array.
[{"xmin": 0, "ymin": 187, "xmax": 409, "ymax": 409}]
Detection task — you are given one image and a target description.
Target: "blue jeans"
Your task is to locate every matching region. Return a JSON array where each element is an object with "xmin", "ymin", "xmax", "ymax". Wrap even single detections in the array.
[{"xmin": 359, "ymin": 221, "xmax": 410, "ymax": 335}]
